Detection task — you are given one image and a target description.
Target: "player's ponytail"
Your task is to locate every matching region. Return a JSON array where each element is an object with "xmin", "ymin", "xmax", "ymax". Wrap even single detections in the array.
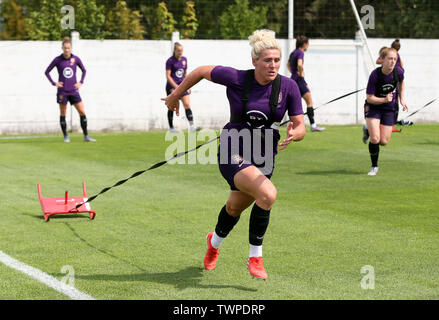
[{"xmin": 391, "ymin": 39, "xmax": 401, "ymax": 51}]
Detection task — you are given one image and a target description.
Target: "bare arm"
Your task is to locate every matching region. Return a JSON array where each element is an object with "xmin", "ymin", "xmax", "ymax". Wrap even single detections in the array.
[
  {"xmin": 297, "ymin": 59, "xmax": 304, "ymax": 77},
  {"xmin": 398, "ymin": 80, "xmax": 408, "ymax": 111},
  {"xmin": 162, "ymin": 65, "xmax": 215, "ymax": 115},
  {"xmin": 278, "ymin": 114, "xmax": 306, "ymax": 150}
]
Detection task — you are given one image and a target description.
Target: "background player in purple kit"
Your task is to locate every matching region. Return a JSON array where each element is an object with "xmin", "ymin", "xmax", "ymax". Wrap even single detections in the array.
[
  {"xmin": 390, "ymin": 39, "xmax": 413, "ymax": 127},
  {"xmin": 391, "ymin": 39, "xmax": 404, "ymax": 69},
  {"xmin": 162, "ymin": 30, "xmax": 305, "ymax": 280},
  {"xmin": 364, "ymin": 48, "xmax": 408, "ymax": 176},
  {"xmin": 363, "ymin": 41, "xmax": 411, "ymax": 143},
  {"xmin": 45, "ymin": 37, "xmax": 95, "ymax": 143},
  {"xmin": 287, "ymin": 35, "xmax": 325, "ymax": 132},
  {"xmin": 165, "ymin": 42, "xmax": 198, "ymax": 133}
]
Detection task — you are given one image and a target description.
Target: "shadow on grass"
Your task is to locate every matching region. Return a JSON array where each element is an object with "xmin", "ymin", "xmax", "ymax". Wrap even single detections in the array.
[
  {"xmin": 60, "ymin": 223, "xmax": 257, "ymax": 292},
  {"xmin": 54, "ymin": 266, "xmax": 257, "ymax": 292},
  {"xmin": 296, "ymin": 169, "xmax": 363, "ymax": 175},
  {"xmin": 24, "ymin": 212, "xmax": 91, "ymax": 221},
  {"xmin": 415, "ymin": 141, "xmax": 439, "ymax": 146}
]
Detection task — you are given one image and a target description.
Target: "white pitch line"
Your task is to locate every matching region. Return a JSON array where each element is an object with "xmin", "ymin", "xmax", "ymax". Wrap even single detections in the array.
[
  {"xmin": 0, "ymin": 135, "xmax": 58, "ymax": 140},
  {"xmin": 0, "ymin": 250, "xmax": 96, "ymax": 300}
]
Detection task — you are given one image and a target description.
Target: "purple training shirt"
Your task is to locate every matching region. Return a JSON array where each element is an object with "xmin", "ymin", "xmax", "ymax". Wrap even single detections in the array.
[
  {"xmin": 366, "ymin": 66, "xmax": 404, "ymax": 110},
  {"xmin": 211, "ymin": 66, "xmax": 303, "ymax": 125},
  {"xmin": 166, "ymin": 55, "xmax": 188, "ymax": 87},
  {"xmin": 288, "ymin": 49, "xmax": 305, "ymax": 81},
  {"xmin": 45, "ymin": 54, "xmax": 86, "ymax": 95},
  {"xmin": 211, "ymin": 66, "xmax": 303, "ymax": 159}
]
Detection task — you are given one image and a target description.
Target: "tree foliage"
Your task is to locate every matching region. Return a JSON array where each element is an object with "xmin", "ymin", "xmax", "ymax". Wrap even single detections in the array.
[
  {"xmin": 75, "ymin": 0, "xmax": 106, "ymax": 39},
  {"xmin": 25, "ymin": 0, "xmax": 68, "ymax": 40},
  {"xmin": 0, "ymin": 0, "xmax": 29, "ymax": 40},
  {"xmin": 180, "ymin": 1, "xmax": 198, "ymax": 39},
  {"xmin": 219, "ymin": 0, "xmax": 268, "ymax": 39},
  {"xmin": 1, "ymin": 0, "xmax": 438, "ymax": 40},
  {"xmin": 150, "ymin": 2, "xmax": 177, "ymax": 40},
  {"xmin": 105, "ymin": 0, "xmax": 145, "ymax": 39}
]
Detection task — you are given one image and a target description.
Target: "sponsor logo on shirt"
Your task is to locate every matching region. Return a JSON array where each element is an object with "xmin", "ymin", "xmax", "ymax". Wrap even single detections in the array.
[
  {"xmin": 175, "ymin": 68, "xmax": 184, "ymax": 78},
  {"xmin": 231, "ymin": 154, "xmax": 245, "ymax": 167},
  {"xmin": 63, "ymin": 67, "xmax": 74, "ymax": 79},
  {"xmin": 70, "ymin": 58, "xmax": 75, "ymax": 65}
]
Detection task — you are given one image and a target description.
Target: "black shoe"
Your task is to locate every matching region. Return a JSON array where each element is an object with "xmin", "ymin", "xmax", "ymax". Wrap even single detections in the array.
[
  {"xmin": 362, "ymin": 126, "xmax": 369, "ymax": 144},
  {"xmin": 397, "ymin": 120, "xmax": 414, "ymax": 126}
]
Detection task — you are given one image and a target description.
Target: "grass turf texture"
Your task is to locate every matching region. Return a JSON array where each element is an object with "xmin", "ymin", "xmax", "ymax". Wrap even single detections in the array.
[{"xmin": 0, "ymin": 124, "xmax": 438, "ymax": 300}]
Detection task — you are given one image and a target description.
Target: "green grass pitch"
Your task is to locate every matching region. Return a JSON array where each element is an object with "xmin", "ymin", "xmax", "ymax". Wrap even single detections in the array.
[{"xmin": 0, "ymin": 124, "xmax": 438, "ymax": 300}]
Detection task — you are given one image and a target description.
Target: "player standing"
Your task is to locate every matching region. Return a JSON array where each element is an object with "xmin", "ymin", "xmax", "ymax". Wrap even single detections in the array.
[
  {"xmin": 165, "ymin": 42, "xmax": 198, "ymax": 133},
  {"xmin": 287, "ymin": 35, "xmax": 325, "ymax": 132},
  {"xmin": 45, "ymin": 37, "xmax": 95, "ymax": 142}
]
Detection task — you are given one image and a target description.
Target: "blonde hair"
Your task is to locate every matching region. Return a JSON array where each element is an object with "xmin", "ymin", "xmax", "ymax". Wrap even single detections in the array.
[{"xmin": 248, "ymin": 29, "xmax": 281, "ymax": 60}]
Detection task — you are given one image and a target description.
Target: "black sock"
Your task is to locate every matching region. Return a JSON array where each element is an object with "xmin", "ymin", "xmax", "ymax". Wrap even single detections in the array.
[
  {"xmin": 80, "ymin": 115, "xmax": 88, "ymax": 136},
  {"xmin": 214, "ymin": 205, "xmax": 240, "ymax": 238},
  {"xmin": 369, "ymin": 142, "xmax": 379, "ymax": 167},
  {"xmin": 60, "ymin": 116, "xmax": 67, "ymax": 137},
  {"xmin": 167, "ymin": 110, "xmax": 174, "ymax": 128},
  {"xmin": 249, "ymin": 203, "xmax": 271, "ymax": 246},
  {"xmin": 307, "ymin": 107, "xmax": 315, "ymax": 125},
  {"xmin": 185, "ymin": 108, "xmax": 194, "ymax": 125}
]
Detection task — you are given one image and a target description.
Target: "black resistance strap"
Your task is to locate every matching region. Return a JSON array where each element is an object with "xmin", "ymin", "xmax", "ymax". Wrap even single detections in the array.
[{"xmin": 73, "ymin": 87, "xmax": 370, "ymax": 211}]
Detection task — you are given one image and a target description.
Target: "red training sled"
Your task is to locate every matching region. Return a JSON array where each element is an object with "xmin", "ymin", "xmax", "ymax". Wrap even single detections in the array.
[{"xmin": 37, "ymin": 182, "xmax": 96, "ymax": 221}]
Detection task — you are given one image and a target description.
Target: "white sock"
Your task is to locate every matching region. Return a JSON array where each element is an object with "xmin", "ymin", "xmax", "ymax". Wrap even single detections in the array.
[
  {"xmin": 211, "ymin": 231, "xmax": 225, "ymax": 249},
  {"xmin": 249, "ymin": 244, "xmax": 262, "ymax": 258}
]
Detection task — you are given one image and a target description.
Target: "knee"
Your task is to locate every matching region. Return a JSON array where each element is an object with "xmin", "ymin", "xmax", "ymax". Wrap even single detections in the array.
[
  {"xmin": 380, "ymin": 139, "xmax": 388, "ymax": 146},
  {"xmin": 225, "ymin": 202, "xmax": 243, "ymax": 217},
  {"xmin": 370, "ymin": 135, "xmax": 380, "ymax": 144},
  {"xmin": 258, "ymin": 186, "xmax": 277, "ymax": 210}
]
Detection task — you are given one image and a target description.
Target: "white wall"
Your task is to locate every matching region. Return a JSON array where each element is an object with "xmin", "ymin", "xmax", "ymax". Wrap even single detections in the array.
[{"xmin": 0, "ymin": 38, "xmax": 438, "ymax": 134}]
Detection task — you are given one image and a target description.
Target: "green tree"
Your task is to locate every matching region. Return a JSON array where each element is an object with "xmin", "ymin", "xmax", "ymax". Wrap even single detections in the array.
[
  {"xmin": 180, "ymin": 1, "xmax": 198, "ymax": 39},
  {"xmin": 25, "ymin": 0, "xmax": 68, "ymax": 40},
  {"xmin": 105, "ymin": 0, "xmax": 145, "ymax": 39},
  {"xmin": 219, "ymin": 0, "xmax": 268, "ymax": 39},
  {"xmin": 0, "ymin": 0, "xmax": 29, "ymax": 40},
  {"xmin": 74, "ymin": 0, "xmax": 106, "ymax": 39},
  {"xmin": 151, "ymin": 2, "xmax": 177, "ymax": 40}
]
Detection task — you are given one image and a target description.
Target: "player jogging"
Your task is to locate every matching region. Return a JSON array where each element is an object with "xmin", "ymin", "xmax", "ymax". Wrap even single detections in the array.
[
  {"xmin": 391, "ymin": 39, "xmax": 413, "ymax": 127},
  {"xmin": 165, "ymin": 42, "xmax": 198, "ymax": 133},
  {"xmin": 45, "ymin": 37, "xmax": 95, "ymax": 143},
  {"xmin": 287, "ymin": 35, "xmax": 325, "ymax": 132},
  {"xmin": 364, "ymin": 48, "xmax": 408, "ymax": 176},
  {"xmin": 162, "ymin": 30, "xmax": 305, "ymax": 279}
]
